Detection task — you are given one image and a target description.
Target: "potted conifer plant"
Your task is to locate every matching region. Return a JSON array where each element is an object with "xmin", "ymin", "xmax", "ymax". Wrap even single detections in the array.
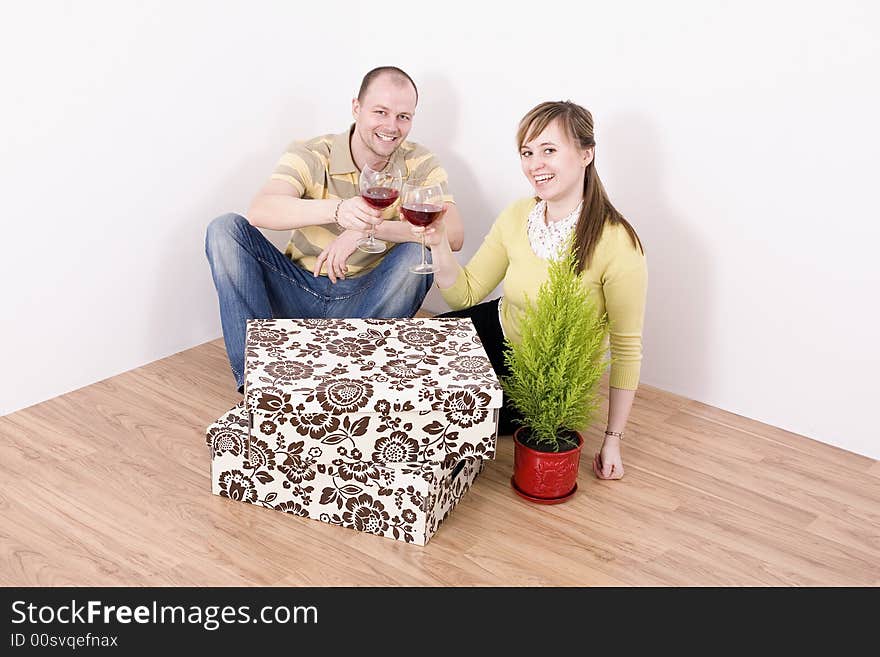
[{"xmin": 503, "ymin": 242, "xmax": 608, "ymax": 503}]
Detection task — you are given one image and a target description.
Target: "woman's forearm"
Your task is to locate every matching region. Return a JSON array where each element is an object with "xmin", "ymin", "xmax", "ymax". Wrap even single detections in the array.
[
  {"xmin": 606, "ymin": 386, "xmax": 636, "ymax": 434},
  {"xmin": 593, "ymin": 385, "xmax": 636, "ymax": 480},
  {"xmin": 429, "ymin": 233, "xmax": 462, "ymax": 289}
]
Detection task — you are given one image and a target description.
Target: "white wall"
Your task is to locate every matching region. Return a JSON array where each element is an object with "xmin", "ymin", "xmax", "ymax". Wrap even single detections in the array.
[
  {"xmin": 2, "ymin": 1, "xmax": 878, "ymax": 459},
  {"xmin": 0, "ymin": 0, "xmax": 353, "ymax": 412}
]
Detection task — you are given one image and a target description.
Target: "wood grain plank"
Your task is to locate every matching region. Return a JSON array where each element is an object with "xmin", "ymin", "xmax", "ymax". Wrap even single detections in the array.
[{"xmin": 1, "ymin": 338, "xmax": 877, "ymax": 586}]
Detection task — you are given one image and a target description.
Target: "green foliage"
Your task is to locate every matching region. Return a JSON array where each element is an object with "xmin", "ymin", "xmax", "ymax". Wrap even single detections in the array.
[{"xmin": 502, "ymin": 241, "xmax": 609, "ymax": 451}]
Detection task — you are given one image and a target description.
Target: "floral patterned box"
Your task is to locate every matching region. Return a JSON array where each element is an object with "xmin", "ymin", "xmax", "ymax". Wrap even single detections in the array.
[
  {"xmin": 207, "ymin": 403, "xmax": 485, "ymax": 545},
  {"xmin": 243, "ymin": 318, "xmax": 503, "ymax": 466}
]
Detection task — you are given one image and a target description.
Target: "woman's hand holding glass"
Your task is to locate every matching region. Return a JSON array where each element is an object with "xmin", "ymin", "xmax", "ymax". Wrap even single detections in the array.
[
  {"xmin": 400, "ymin": 180, "xmax": 446, "ymax": 274},
  {"xmin": 410, "ymin": 209, "xmax": 449, "ymax": 248}
]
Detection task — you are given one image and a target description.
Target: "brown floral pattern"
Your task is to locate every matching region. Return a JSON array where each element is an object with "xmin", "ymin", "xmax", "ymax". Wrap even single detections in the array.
[
  {"xmin": 380, "ymin": 359, "xmax": 430, "ymax": 381},
  {"xmin": 275, "ymin": 500, "xmax": 309, "ymax": 517},
  {"xmin": 264, "ymin": 360, "xmax": 315, "ymax": 382},
  {"xmin": 372, "ymin": 432, "xmax": 420, "ymax": 463},
  {"xmin": 293, "ymin": 412, "xmax": 341, "ymax": 439},
  {"xmin": 244, "ymin": 438, "xmax": 276, "ymax": 471},
  {"xmin": 448, "ymin": 354, "xmax": 492, "ymax": 375},
  {"xmin": 207, "ymin": 425, "xmax": 243, "ymax": 457},
  {"xmin": 242, "ymin": 319, "xmax": 503, "ymax": 464},
  {"xmin": 342, "ymin": 494, "xmax": 391, "ymax": 535},
  {"xmin": 250, "ymin": 387, "xmax": 293, "ymax": 414},
  {"xmin": 209, "ymin": 404, "xmax": 484, "ymax": 545},
  {"xmin": 314, "ymin": 379, "xmax": 374, "ymax": 414},
  {"xmin": 246, "ymin": 318, "xmax": 501, "ymax": 417},
  {"xmin": 300, "ymin": 318, "xmax": 358, "ymax": 332},
  {"xmin": 397, "ymin": 326, "xmax": 447, "ymax": 348},
  {"xmin": 249, "ymin": 326, "xmax": 290, "ymax": 348},
  {"xmin": 218, "ymin": 470, "xmax": 258, "ymax": 503},
  {"xmin": 334, "ymin": 459, "xmax": 383, "ymax": 484},
  {"xmin": 240, "ymin": 318, "xmax": 502, "ymax": 515},
  {"xmin": 436, "ymin": 389, "xmax": 493, "ymax": 428},
  {"xmin": 326, "ymin": 337, "xmax": 379, "ymax": 359},
  {"xmin": 278, "ymin": 453, "xmax": 316, "ymax": 484}
]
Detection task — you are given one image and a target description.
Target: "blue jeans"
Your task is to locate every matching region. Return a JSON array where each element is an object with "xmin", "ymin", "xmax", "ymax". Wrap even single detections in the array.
[{"xmin": 205, "ymin": 213, "xmax": 432, "ymax": 389}]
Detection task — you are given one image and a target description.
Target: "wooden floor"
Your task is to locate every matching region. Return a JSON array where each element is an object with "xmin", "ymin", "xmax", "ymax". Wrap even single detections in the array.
[{"xmin": 2, "ymin": 338, "xmax": 878, "ymax": 587}]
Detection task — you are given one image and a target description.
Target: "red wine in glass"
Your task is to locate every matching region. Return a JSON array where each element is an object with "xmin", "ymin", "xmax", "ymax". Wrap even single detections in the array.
[
  {"xmin": 401, "ymin": 203, "xmax": 444, "ymax": 227},
  {"xmin": 401, "ymin": 180, "xmax": 444, "ymax": 274},
  {"xmin": 357, "ymin": 162, "xmax": 404, "ymax": 254},
  {"xmin": 362, "ymin": 187, "xmax": 399, "ymax": 209}
]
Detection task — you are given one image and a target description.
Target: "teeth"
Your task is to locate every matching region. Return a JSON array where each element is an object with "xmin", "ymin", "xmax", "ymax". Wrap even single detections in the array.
[
  {"xmin": 376, "ymin": 133, "xmax": 397, "ymax": 142},
  {"xmin": 535, "ymin": 174, "xmax": 554, "ymax": 182}
]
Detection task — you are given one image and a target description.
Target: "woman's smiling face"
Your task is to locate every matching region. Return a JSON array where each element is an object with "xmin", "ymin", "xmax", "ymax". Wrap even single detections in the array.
[{"xmin": 520, "ymin": 118, "xmax": 593, "ymax": 208}]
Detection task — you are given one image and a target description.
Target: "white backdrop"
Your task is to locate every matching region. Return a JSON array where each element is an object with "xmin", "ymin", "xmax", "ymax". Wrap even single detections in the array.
[{"xmin": 2, "ymin": 1, "xmax": 878, "ymax": 459}]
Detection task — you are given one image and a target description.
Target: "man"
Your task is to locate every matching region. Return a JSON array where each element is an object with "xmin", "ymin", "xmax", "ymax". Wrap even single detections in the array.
[{"xmin": 205, "ymin": 66, "xmax": 464, "ymax": 391}]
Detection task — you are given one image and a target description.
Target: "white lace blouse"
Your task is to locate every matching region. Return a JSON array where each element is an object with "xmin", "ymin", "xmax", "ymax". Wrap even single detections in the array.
[
  {"xmin": 498, "ymin": 199, "xmax": 582, "ymax": 337},
  {"xmin": 526, "ymin": 199, "xmax": 581, "ymax": 259}
]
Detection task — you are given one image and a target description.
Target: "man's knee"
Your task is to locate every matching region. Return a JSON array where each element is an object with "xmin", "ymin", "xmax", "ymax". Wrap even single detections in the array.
[
  {"xmin": 378, "ymin": 242, "xmax": 422, "ymax": 274},
  {"xmin": 205, "ymin": 213, "xmax": 248, "ymax": 257},
  {"xmin": 387, "ymin": 243, "xmax": 432, "ymax": 290},
  {"xmin": 391, "ymin": 268, "xmax": 432, "ymax": 315}
]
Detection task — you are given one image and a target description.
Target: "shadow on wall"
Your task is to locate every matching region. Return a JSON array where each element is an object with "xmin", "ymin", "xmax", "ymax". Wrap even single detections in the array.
[
  {"xmin": 148, "ymin": 95, "xmax": 317, "ymax": 386},
  {"xmin": 414, "ymin": 73, "xmax": 498, "ymax": 313},
  {"xmin": 145, "ymin": 146, "xmax": 269, "ymax": 394},
  {"xmin": 601, "ymin": 111, "xmax": 713, "ymax": 397}
]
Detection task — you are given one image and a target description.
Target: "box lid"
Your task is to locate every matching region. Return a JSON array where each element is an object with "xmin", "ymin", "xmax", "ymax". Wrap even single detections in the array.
[
  {"xmin": 207, "ymin": 401, "xmax": 454, "ymax": 482},
  {"xmin": 244, "ymin": 318, "xmax": 503, "ymax": 416}
]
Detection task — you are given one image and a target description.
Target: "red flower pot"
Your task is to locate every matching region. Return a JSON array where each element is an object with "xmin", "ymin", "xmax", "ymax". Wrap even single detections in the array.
[{"xmin": 511, "ymin": 428, "xmax": 584, "ymax": 504}]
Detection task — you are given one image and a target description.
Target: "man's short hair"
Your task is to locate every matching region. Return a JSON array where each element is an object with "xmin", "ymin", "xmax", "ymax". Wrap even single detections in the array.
[{"xmin": 357, "ymin": 66, "xmax": 419, "ymax": 103}]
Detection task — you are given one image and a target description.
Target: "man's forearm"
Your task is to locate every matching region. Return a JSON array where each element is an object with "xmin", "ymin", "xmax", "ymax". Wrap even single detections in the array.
[
  {"xmin": 247, "ymin": 195, "xmax": 339, "ymax": 231},
  {"xmin": 375, "ymin": 205, "xmax": 464, "ymax": 250},
  {"xmin": 372, "ymin": 219, "xmax": 420, "ymax": 245}
]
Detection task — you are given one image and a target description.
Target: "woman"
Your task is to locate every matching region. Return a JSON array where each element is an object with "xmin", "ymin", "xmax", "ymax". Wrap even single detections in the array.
[{"xmin": 422, "ymin": 101, "xmax": 647, "ymax": 481}]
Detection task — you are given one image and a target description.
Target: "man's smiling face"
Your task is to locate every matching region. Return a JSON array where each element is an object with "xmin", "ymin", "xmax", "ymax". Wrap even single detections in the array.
[{"xmin": 351, "ymin": 73, "xmax": 417, "ymax": 166}]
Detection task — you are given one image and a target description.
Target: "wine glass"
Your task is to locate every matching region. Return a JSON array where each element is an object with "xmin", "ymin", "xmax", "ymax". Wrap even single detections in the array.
[
  {"xmin": 357, "ymin": 162, "xmax": 405, "ymax": 254},
  {"xmin": 400, "ymin": 180, "xmax": 445, "ymax": 274}
]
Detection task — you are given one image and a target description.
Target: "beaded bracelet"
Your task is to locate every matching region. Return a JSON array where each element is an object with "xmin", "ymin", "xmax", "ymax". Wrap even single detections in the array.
[{"xmin": 333, "ymin": 199, "xmax": 343, "ymax": 227}]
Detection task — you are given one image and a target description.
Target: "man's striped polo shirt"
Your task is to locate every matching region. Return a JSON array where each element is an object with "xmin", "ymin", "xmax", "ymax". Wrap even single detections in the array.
[{"xmin": 271, "ymin": 126, "xmax": 454, "ymax": 276}]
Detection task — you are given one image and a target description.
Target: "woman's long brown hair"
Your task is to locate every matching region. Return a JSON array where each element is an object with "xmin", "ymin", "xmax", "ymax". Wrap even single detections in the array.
[{"xmin": 517, "ymin": 101, "xmax": 643, "ymax": 273}]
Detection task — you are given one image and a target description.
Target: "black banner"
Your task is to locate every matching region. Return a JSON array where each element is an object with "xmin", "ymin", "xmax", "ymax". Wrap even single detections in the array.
[{"xmin": 1, "ymin": 587, "xmax": 874, "ymax": 651}]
